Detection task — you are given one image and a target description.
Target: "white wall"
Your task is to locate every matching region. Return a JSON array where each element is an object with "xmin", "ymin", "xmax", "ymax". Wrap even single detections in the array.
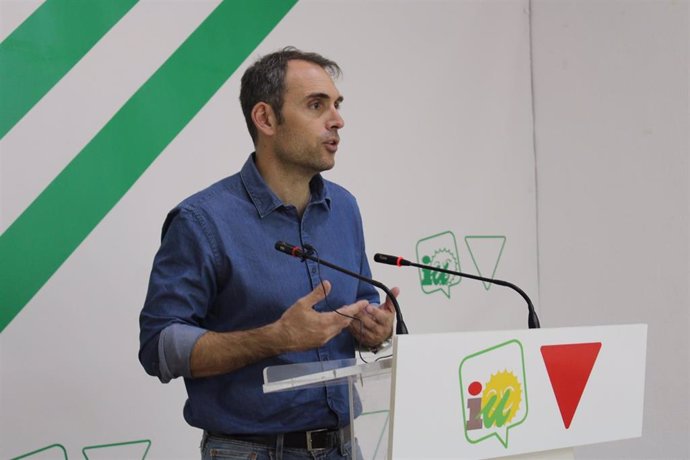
[{"xmin": 532, "ymin": 1, "xmax": 689, "ymax": 459}]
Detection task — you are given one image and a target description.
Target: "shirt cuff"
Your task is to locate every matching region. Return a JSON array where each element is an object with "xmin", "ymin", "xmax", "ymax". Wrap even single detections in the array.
[{"xmin": 158, "ymin": 323, "xmax": 206, "ymax": 383}]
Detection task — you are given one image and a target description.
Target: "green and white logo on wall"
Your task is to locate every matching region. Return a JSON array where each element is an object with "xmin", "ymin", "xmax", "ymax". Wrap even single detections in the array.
[
  {"xmin": 416, "ymin": 231, "xmax": 462, "ymax": 298},
  {"xmin": 465, "ymin": 235, "xmax": 507, "ymax": 291},
  {"xmin": 416, "ymin": 232, "xmax": 508, "ymax": 298}
]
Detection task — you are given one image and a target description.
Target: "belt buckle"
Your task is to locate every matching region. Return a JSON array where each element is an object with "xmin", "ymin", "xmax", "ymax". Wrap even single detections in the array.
[{"xmin": 305, "ymin": 428, "xmax": 328, "ymax": 451}]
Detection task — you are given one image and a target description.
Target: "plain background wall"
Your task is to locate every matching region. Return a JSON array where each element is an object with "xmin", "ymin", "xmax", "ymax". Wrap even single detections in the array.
[{"xmin": 532, "ymin": 1, "xmax": 689, "ymax": 459}]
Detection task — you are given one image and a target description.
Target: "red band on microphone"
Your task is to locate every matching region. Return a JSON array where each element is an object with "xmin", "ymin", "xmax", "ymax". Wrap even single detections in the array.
[
  {"xmin": 396, "ymin": 257, "xmax": 403, "ymax": 267},
  {"xmin": 291, "ymin": 246, "xmax": 300, "ymax": 257}
]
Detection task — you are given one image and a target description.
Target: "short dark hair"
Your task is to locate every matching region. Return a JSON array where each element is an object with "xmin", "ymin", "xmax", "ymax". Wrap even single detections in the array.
[{"xmin": 239, "ymin": 46, "xmax": 341, "ymax": 144}]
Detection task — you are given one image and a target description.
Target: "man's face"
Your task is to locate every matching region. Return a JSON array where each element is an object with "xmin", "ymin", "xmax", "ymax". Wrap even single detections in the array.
[{"xmin": 272, "ymin": 60, "xmax": 345, "ymax": 176}]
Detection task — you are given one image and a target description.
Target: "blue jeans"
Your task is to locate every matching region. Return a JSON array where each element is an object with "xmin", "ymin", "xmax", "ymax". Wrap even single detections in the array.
[{"xmin": 200, "ymin": 432, "xmax": 356, "ymax": 460}]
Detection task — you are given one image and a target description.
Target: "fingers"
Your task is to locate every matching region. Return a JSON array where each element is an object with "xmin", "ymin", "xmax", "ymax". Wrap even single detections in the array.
[
  {"xmin": 336, "ymin": 299, "xmax": 369, "ymax": 320},
  {"xmin": 298, "ymin": 280, "xmax": 332, "ymax": 309},
  {"xmin": 349, "ymin": 287, "xmax": 399, "ymax": 346},
  {"xmin": 349, "ymin": 303, "xmax": 395, "ymax": 347},
  {"xmin": 280, "ymin": 281, "xmax": 400, "ymax": 351},
  {"xmin": 355, "ymin": 304, "xmax": 383, "ymax": 325},
  {"xmin": 382, "ymin": 286, "xmax": 401, "ymax": 312},
  {"xmin": 298, "ymin": 281, "xmax": 368, "ymax": 324},
  {"xmin": 279, "ymin": 281, "xmax": 372, "ymax": 351}
]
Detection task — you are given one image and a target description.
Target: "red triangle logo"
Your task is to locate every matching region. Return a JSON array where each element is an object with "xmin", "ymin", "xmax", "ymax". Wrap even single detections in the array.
[{"xmin": 541, "ymin": 342, "xmax": 602, "ymax": 429}]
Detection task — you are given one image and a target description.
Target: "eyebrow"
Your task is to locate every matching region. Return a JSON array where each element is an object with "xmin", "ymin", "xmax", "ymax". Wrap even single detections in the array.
[{"xmin": 306, "ymin": 92, "xmax": 344, "ymax": 104}]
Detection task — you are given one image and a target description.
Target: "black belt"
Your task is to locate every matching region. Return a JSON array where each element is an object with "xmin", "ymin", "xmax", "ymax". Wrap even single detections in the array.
[{"xmin": 208, "ymin": 425, "xmax": 351, "ymax": 451}]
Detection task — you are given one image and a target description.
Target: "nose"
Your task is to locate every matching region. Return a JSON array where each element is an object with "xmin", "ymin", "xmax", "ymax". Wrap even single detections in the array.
[{"xmin": 329, "ymin": 106, "xmax": 345, "ymax": 130}]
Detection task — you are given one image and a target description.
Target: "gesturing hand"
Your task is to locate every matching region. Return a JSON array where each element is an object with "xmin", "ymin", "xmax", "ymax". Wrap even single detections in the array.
[
  {"xmin": 277, "ymin": 281, "xmax": 369, "ymax": 352},
  {"xmin": 348, "ymin": 287, "xmax": 399, "ymax": 348}
]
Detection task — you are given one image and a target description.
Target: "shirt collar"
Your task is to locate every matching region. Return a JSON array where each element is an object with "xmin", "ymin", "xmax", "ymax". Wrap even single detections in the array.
[{"xmin": 240, "ymin": 153, "xmax": 331, "ymax": 218}]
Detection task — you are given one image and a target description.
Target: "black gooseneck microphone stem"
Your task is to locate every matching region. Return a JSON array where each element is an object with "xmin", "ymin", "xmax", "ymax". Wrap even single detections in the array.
[
  {"xmin": 375, "ymin": 254, "xmax": 540, "ymax": 329},
  {"xmin": 275, "ymin": 242, "xmax": 408, "ymax": 334},
  {"xmin": 413, "ymin": 261, "xmax": 540, "ymax": 329}
]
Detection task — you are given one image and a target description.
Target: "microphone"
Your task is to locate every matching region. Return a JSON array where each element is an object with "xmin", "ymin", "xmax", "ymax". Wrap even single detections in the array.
[
  {"xmin": 275, "ymin": 241, "xmax": 408, "ymax": 334},
  {"xmin": 374, "ymin": 253, "xmax": 540, "ymax": 329}
]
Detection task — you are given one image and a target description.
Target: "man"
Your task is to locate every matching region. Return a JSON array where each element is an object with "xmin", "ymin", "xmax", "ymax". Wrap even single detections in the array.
[{"xmin": 138, "ymin": 47, "xmax": 397, "ymax": 460}]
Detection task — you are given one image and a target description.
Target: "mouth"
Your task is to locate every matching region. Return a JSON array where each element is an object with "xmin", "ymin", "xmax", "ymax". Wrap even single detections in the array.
[{"xmin": 323, "ymin": 138, "xmax": 339, "ymax": 153}]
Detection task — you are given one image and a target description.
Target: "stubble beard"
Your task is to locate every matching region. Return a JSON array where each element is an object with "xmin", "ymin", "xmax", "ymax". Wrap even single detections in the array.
[{"xmin": 274, "ymin": 130, "xmax": 336, "ymax": 178}]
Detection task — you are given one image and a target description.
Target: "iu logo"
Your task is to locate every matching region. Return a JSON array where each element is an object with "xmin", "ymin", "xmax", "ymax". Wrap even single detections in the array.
[
  {"xmin": 415, "ymin": 231, "xmax": 461, "ymax": 298},
  {"xmin": 459, "ymin": 340, "xmax": 529, "ymax": 448}
]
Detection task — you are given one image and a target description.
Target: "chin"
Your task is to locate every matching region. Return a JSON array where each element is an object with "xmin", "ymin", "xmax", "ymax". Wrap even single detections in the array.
[{"xmin": 312, "ymin": 155, "xmax": 335, "ymax": 173}]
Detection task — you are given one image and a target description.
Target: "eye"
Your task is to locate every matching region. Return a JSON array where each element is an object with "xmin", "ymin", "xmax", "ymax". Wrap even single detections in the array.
[{"xmin": 309, "ymin": 100, "xmax": 322, "ymax": 110}]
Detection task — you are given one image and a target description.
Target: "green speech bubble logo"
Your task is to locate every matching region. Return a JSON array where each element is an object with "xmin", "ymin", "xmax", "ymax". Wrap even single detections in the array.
[
  {"xmin": 458, "ymin": 340, "xmax": 529, "ymax": 448},
  {"xmin": 415, "ymin": 231, "xmax": 461, "ymax": 298}
]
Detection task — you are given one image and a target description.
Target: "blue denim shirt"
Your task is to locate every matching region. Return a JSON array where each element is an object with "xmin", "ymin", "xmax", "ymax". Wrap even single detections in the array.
[{"xmin": 138, "ymin": 154, "xmax": 379, "ymax": 434}]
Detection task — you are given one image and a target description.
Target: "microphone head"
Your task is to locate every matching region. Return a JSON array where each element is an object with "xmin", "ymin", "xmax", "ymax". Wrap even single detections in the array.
[
  {"xmin": 373, "ymin": 253, "xmax": 393, "ymax": 264},
  {"xmin": 275, "ymin": 241, "xmax": 302, "ymax": 258},
  {"xmin": 374, "ymin": 253, "xmax": 410, "ymax": 266},
  {"xmin": 275, "ymin": 241, "xmax": 291, "ymax": 253}
]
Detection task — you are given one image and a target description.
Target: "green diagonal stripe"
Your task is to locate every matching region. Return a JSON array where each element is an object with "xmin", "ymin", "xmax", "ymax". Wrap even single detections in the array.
[
  {"xmin": 0, "ymin": 0, "xmax": 138, "ymax": 140},
  {"xmin": 0, "ymin": 0, "xmax": 298, "ymax": 332}
]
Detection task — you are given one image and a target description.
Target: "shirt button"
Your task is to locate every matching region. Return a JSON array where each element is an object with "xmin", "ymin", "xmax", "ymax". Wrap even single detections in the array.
[{"xmin": 311, "ymin": 267, "xmax": 316, "ymax": 274}]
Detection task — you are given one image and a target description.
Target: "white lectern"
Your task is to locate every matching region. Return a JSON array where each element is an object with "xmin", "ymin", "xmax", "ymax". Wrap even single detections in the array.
[{"xmin": 264, "ymin": 324, "xmax": 646, "ymax": 460}]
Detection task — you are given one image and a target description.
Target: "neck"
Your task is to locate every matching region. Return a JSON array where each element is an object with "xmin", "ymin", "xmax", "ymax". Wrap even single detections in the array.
[{"xmin": 254, "ymin": 151, "xmax": 313, "ymax": 216}]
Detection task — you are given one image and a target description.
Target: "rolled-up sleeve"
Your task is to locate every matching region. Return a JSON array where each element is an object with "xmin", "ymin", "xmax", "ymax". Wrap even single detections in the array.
[
  {"xmin": 138, "ymin": 206, "xmax": 221, "ymax": 382},
  {"xmin": 157, "ymin": 323, "xmax": 206, "ymax": 382}
]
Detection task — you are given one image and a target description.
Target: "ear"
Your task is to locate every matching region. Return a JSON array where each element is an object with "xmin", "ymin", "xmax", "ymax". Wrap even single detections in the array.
[{"xmin": 251, "ymin": 102, "xmax": 277, "ymax": 138}]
